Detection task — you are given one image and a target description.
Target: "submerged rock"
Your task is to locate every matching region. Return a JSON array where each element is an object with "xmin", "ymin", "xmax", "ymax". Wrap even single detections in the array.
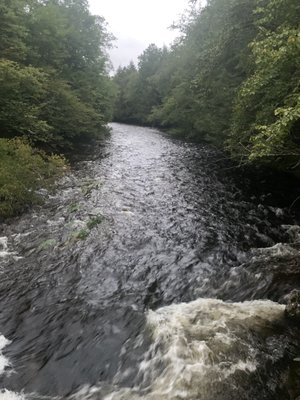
[{"xmin": 285, "ymin": 290, "xmax": 300, "ymax": 320}]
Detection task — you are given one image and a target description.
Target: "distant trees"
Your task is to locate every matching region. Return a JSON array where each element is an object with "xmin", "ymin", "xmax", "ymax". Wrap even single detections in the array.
[
  {"xmin": 113, "ymin": 0, "xmax": 300, "ymax": 171},
  {"xmin": 113, "ymin": 45, "xmax": 171, "ymax": 125},
  {"xmin": 113, "ymin": 62, "xmax": 140, "ymax": 124}
]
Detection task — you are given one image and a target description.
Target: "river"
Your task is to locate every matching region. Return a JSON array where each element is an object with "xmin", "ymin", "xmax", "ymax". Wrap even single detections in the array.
[{"xmin": 0, "ymin": 123, "xmax": 300, "ymax": 400}]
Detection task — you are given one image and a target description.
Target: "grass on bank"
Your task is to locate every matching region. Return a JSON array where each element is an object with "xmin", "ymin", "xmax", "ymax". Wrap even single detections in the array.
[{"xmin": 0, "ymin": 138, "xmax": 66, "ymax": 219}]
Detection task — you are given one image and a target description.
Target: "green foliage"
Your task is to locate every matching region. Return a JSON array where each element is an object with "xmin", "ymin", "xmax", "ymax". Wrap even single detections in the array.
[
  {"xmin": 113, "ymin": 63, "xmax": 140, "ymax": 124},
  {"xmin": 114, "ymin": 0, "xmax": 257, "ymax": 143},
  {"xmin": 163, "ymin": 0, "xmax": 257, "ymax": 143},
  {"xmin": 113, "ymin": 46, "xmax": 171, "ymax": 125},
  {"xmin": 0, "ymin": 0, "xmax": 116, "ymax": 218},
  {"xmin": 0, "ymin": 0, "xmax": 28, "ymax": 61},
  {"xmin": 0, "ymin": 138, "xmax": 65, "ymax": 219},
  {"xmin": 114, "ymin": 0, "xmax": 300, "ymax": 172},
  {"xmin": 230, "ymin": 0, "xmax": 300, "ymax": 167},
  {"xmin": 0, "ymin": 0, "xmax": 115, "ymax": 150},
  {"xmin": 38, "ymin": 75, "xmax": 106, "ymax": 150},
  {"xmin": 0, "ymin": 60, "xmax": 50, "ymax": 138}
]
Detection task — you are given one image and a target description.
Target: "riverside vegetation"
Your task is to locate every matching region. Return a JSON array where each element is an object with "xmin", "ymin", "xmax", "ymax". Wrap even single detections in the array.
[
  {"xmin": 113, "ymin": 0, "xmax": 300, "ymax": 171},
  {"xmin": 0, "ymin": 0, "xmax": 115, "ymax": 219},
  {"xmin": 1, "ymin": 0, "xmax": 300, "ymax": 219}
]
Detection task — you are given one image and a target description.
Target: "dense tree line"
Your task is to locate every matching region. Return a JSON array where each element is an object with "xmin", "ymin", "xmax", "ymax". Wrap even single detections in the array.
[
  {"xmin": 0, "ymin": 0, "xmax": 115, "ymax": 218},
  {"xmin": 113, "ymin": 0, "xmax": 300, "ymax": 171},
  {"xmin": 0, "ymin": 0, "xmax": 115, "ymax": 150}
]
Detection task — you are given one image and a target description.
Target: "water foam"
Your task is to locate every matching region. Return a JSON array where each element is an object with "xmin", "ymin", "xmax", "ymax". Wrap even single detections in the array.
[
  {"xmin": 0, "ymin": 390, "xmax": 25, "ymax": 400},
  {"xmin": 139, "ymin": 298, "xmax": 284, "ymax": 399},
  {"xmin": 0, "ymin": 237, "xmax": 21, "ymax": 264},
  {"xmin": 0, "ymin": 335, "xmax": 25, "ymax": 400},
  {"xmin": 0, "ymin": 238, "xmax": 10, "ymax": 259},
  {"xmin": 0, "ymin": 335, "xmax": 10, "ymax": 375},
  {"xmin": 254, "ymin": 242, "xmax": 298, "ymax": 258},
  {"xmin": 73, "ymin": 299, "xmax": 284, "ymax": 400}
]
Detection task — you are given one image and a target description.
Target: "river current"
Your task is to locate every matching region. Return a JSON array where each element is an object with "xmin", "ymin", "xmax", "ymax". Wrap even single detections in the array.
[{"xmin": 1, "ymin": 123, "xmax": 300, "ymax": 400}]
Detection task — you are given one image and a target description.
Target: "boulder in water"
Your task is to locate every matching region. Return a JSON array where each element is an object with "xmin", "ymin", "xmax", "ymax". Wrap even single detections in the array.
[{"xmin": 285, "ymin": 290, "xmax": 300, "ymax": 320}]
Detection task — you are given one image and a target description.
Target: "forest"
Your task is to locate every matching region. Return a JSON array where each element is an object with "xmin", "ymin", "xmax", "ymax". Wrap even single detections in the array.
[
  {"xmin": 1, "ymin": 0, "xmax": 300, "ymax": 218},
  {"xmin": 113, "ymin": 0, "xmax": 300, "ymax": 171}
]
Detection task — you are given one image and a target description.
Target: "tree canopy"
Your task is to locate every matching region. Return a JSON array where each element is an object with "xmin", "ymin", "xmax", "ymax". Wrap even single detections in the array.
[
  {"xmin": 0, "ymin": 0, "xmax": 116, "ymax": 218},
  {"xmin": 0, "ymin": 0, "xmax": 115, "ymax": 151},
  {"xmin": 113, "ymin": 0, "xmax": 300, "ymax": 171}
]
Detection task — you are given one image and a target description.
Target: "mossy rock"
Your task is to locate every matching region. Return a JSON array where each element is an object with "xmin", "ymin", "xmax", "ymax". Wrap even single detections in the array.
[
  {"xmin": 86, "ymin": 214, "xmax": 103, "ymax": 230},
  {"xmin": 81, "ymin": 180, "xmax": 101, "ymax": 197},
  {"xmin": 38, "ymin": 239, "xmax": 57, "ymax": 251},
  {"xmin": 68, "ymin": 203, "xmax": 81, "ymax": 213},
  {"xmin": 72, "ymin": 229, "xmax": 89, "ymax": 240}
]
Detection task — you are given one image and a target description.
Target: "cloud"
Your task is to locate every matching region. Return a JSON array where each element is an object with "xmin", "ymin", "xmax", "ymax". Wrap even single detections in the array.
[
  {"xmin": 109, "ymin": 37, "xmax": 147, "ymax": 70},
  {"xmin": 89, "ymin": 0, "xmax": 188, "ymax": 69}
]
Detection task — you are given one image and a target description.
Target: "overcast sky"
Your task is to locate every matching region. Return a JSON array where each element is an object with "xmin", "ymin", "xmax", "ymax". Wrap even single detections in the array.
[{"xmin": 88, "ymin": 0, "xmax": 190, "ymax": 71}]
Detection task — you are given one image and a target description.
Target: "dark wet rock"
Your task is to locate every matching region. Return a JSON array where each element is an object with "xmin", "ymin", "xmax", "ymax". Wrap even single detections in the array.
[{"xmin": 285, "ymin": 290, "xmax": 300, "ymax": 320}]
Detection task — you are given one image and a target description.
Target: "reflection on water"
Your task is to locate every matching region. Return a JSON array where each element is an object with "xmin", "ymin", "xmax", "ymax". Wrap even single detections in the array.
[{"xmin": 0, "ymin": 123, "xmax": 300, "ymax": 400}]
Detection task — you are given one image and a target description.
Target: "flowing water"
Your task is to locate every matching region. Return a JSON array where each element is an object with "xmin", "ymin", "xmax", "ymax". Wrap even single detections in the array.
[{"xmin": 1, "ymin": 123, "xmax": 300, "ymax": 400}]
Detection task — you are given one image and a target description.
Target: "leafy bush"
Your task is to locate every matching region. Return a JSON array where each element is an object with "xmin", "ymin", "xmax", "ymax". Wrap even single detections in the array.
[
  {"xmin": 230, "ymin": 20, "xmax": 300, "ymax": 166},
  {"xmin": 0, "ymin": 59, "xmax": 50, "ymax": 138},
  {"xmin": 0, "ymin": 138, "xmax": 65, "ymax": 219}
]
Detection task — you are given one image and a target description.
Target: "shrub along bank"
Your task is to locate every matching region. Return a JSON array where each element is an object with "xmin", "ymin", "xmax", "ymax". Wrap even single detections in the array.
[
  {"xmin": 0, "ymin": 139, "xmax": 65, "ymax": 219},
  {"xmin": 0, "ymin": 0, "xmax": 116, "ymax": 219}
]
